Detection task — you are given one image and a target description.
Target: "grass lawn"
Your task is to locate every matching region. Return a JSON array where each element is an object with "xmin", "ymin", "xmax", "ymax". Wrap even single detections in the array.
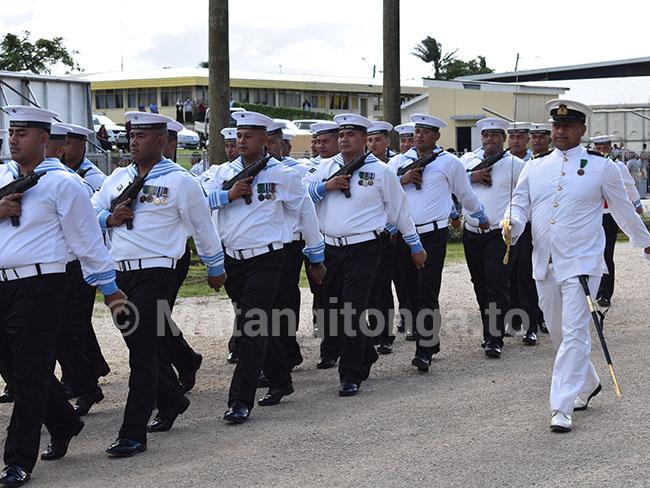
[{"xmin": 176, "ymin": 241, "xmax": 466, "ymax": 298}]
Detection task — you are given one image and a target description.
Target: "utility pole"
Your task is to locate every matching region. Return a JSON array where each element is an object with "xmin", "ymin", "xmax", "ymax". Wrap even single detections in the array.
[
  {"xmin": 208, "ymin": 0, "xmax": 230, "ymax": 164},
  {"xmin": 383, "ymin": 0, "xmax": 400, "ymax": 149}
]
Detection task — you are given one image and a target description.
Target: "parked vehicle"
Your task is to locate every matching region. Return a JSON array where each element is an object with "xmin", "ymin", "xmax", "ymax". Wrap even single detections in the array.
[
  {"xmin": 178, "ymin": 127, "xmax": 201, "ymax": 149},
  {"xmin": 292, "ymin": 119, "xmax": 324, "ymax": 131},
  {"xmin": 92, "ymin": 113, "xmax": 127, "ymax": 145}
]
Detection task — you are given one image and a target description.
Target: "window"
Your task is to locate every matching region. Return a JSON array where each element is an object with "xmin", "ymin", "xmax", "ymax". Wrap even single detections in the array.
[
  {"xmin": 95, "ymin": 89, "xmax": 123, "ymax": 109},
  {"xmin": 138, "ymin": 89, "xmax": 157, "ymax": 107},
  {"xmin": 195, "ymin": 86, "xmax": 208, "ymax": 102},
  {"xmin": 231, "ymin": 88, "xmax": 250, "ymax": 103},
  {"xmin": 278, "ymin": 90, "xmax": 301, "ymax": 108},
  {"xmin": 126, "ymin": 89, "xmax": 138, "ymax": 108},
  {"xmin": 304, "ymin": 92, "xmax": 324, "ymax": 109},
  {"xmin": 329, "ymin": 93, "xmax": 349, "ymax": 110},
  {"xmin": 161, "ymin": 87, "xmax": 192, "ymax": 106},
  {"xmin": 253, "ymin": 89, "xmax": 273, "ymax": 105}
]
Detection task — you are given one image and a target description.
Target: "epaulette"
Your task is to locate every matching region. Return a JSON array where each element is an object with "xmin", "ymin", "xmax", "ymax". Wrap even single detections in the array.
[
  {"xmin": 587, "ymin": 149, "xmax": 606, "ymax": 158},
  {"xmin": 531, "ymin": 149, "xmax": 552, "ymax": 160}
]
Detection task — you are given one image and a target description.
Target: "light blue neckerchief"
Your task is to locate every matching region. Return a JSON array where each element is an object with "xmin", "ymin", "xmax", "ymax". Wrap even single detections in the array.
[
  {"xmin": 125, "ymin": 158, "xmax": 186, "ymax": 181},
  {"xmin": 7, "ymin": 158, "xmax": 70, "ymax": 178}
]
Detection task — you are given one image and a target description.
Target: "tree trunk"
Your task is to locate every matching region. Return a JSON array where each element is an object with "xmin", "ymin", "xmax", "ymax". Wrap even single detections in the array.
[
  {"xmin": 208, "ymin": 0, "xmax": 230, "ymax": 165},
  {"xmin": 383, "ymin": 0, "xmax": 400, "ymax": 150}
]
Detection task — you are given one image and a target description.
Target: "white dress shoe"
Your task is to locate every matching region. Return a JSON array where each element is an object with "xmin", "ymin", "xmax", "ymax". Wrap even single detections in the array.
[
  {"xmin": 574, "ymin": 384, "xmax": 602, "ymax": 412},
  {"xmin": 550, "ymin": 411, "xmax": 572, "ymax": 432}
]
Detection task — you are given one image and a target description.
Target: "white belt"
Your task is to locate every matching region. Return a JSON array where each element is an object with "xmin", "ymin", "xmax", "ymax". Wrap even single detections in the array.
[
  {"xmin": 117, "ymin": 257, "xmax": 177, "ymax": 272},
  {"xmin": 415, "ymin": 219, "xmax": 448, "ymax": 234},
  {"xmin": 0, "ymin": 263, "xmax": 66, "ymax": 282},
  {"xmin": 292, "ymin": 232, "xmax": 304, "ymax": 242},
  {"xmin": 464, "ymin": 223, "xmax": 497, "ymax": 235},
  {"xmin": 324, "ymin": 231, "xmax": 380, "ymax": 247},
  {"xmin": 225, "ymin": 242, "xmax": 283, "ymax": 260}
]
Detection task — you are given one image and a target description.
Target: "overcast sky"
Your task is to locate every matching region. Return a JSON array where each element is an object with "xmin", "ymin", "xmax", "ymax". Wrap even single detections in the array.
[{"xmin": 2, "ymin": 0, "xmax": 648, "ymax": 81}]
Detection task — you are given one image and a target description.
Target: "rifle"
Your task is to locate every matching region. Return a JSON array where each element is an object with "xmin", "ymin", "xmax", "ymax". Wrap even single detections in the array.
[
  {"xmin": 396, "ymin": 149, "xmax": 443, "ymax": 190},
  {"xmin": 109, "ymin": 174, "xmax": 147, "ymax": 230},
  {"xmin": 469, "ymin": 149, "xmax": 508, "ymax": 172},
  {"xmin": 324, "ymin": 151, "xmax": 372, "ymax": 198},
  {"xmin": 222, "ymin": 153, "xmax": 273, "ymax": 205},
  {"xmin": 0, "ymin": 171, "xmax": 45, "ymax": 227},
  {"xmin": 77, "ymin": 166, "xmax": 91, "ymax": 178}
]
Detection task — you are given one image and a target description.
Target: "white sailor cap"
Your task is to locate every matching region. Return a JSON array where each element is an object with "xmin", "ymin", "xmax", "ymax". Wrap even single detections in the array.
[
  {"xmin": 333, "ymin": 113, "xmax": 373, "ymax": 132},
  {"xmin": 310, "ymin": 121, "xmax": 339, "ymax": 136},
  {"xmin": 394, "ymin": 123, "xmax": 416, "ymax": 137},
  {"xmin": 166, "ymin": 119, "xmax": 184, "ymax": 134},
  {"xmin": 368, "ymin": 121, "xmax": 393, "ymax": 135},
  {"xmin": 266, "ymin": 121, "xmax": 284, "ymax": 136},
  {"xmin": 50, "ymin": 122, "xmax": 72, "ymax": 139},
  {"xmin": 507, "ymin": 122, "xmax": 531, "ymax": 134},
  {"xmin": 476, "ymin": 117, "xmax": 509, "ymax": 134},
  {"xmin": 590, "ymin": 134, "xmax": 615, "ymax": 144},
  {"xmin": 545, "ymin": 99, "xmax": 592, "ymax": 123},
  {"xmin": 60, "ymin": 122, "xmax": 94, "ymax": 139},
  {"xmin": 124, "ymin": 111, "xmax": 170, "ymax": 130},
  {"xmin": 233, "ymin": 111, "xmax": 274, "ymax": 130},
  {"xmin": 220, "ymin": 127, "xmax": 237, "ymax": 140},
  {"xmin": 529, "ymin": 122, "xmax": 552, "ymax": 134},
  {"xmin": 3, "ymin": 105, "xmax": 58, "ymax": 130},
  {"xmin": 282, "ymin": 130, "xmax": 294, "ymax": 142},
  {"xmin": 410, "ymin": 113, "xmax": 448, "ymax": 131}
]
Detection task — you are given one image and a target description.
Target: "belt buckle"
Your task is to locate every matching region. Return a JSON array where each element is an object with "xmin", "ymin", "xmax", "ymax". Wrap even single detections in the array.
[
  {"xmin": 337, "ymin": 237, "xmax": 346, "ymax": 246},
  {"xmin": 237, "ymin": 250, "xmax": 244, "ymax": 260}
]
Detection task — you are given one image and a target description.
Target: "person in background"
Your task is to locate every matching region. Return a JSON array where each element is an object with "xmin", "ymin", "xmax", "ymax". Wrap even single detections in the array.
[
  {"xmin": 184, "ymin": 98, "xmax": 194, "ymax": 123},
  {"xmin": 96, "ymin": 125, "xmax": 112, "ymax": 151},
  {"xmin": 176, "ymin": 99, "xmax": 184, "ymax": 123}
]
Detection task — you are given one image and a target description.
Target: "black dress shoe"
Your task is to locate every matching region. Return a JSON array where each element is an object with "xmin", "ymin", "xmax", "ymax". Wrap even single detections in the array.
[
  {"xmin": 485, "ymin": 342, "xmax": 502, "ymax": 358},
  {"xmin": 0, "ymin": 386, "xmax": 14, "ymax": 404},
  {"xmin": 288, "ymin": 356, "xmax": 304, "ymax": 370},
  {"xmin": 227, "ymin": 351, "xmax": 239, "ymax": 364},
  {"xmin": 257, "ymin": 373, "xmax": 271, "ymax": 388},
  {"xmin": 179, "ymin": 353, "xmax": 203, "ymax": 393},
  {"xmin": 411, "ymin": 355, "xmax": 431, "ymax": 372},
  {"xmin": 257, "ymin": 385, "xmax": 294, "ymax": 406},
  {"xmin": 147, "ymin": 397, "xmax": 190, "ymax": 432},
  {"xmin": 339, "ymin": 382, "xmax": 359, "ymax": 397},
  {"xmin": 316, "ymin": 357, "xmax": 337, "ymax": 369},
  {"xmin": 539, "ymin": 321, "xmax": 549, "ymax": 334},
  {"xmin": 377, "ymin": 342, "xmax": 393, "ymax": 355},
  {"xmin": 74, "ymin": 387, "xmax": 104, "ymax": 416},
  {"xmin": 597, "ymin": 297, "xmax": 611, "ymax": 308},
  {"xmin": 105, "ymin": 438, "xmax": 147, "ymax": 457},
  {"xmin": 523, "ymin": 331, "xmax": 538, "ymax": 346},
  {"xmin": 0, "ymin": 465, "xmax": 30, "ymax": 487},
  {"xmin": 41, "ymin": 421, "xmax": 84, "ymax": 461},
  {"xmin": 223, "ymin": 404, "xmax": 250, "ymax": 424}
]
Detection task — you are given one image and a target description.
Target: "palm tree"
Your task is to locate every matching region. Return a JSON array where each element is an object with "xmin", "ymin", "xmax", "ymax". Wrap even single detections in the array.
[{"xmin": 412, "ymin": 36, "xmax": 457, "ymax": 79}]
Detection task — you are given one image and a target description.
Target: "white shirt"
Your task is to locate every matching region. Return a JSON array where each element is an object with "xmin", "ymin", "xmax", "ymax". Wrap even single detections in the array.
[
  {"xmin": 92, "ymin": 159, "xmax": 224, "ymax": 274},
  {"xmin": 305, "ymin": 152, "xmax": 422, "ymax": 250},
  {"xmin": 75, "ymin": 157, "xmax": 106, "ymax": 191},
  {"xmin": 462, "ymin": 151, "xmax": 525, "ymax": 230},
  {"xmin": 508, "ymin": 145, "xmax": 650, "ymax": 282},
  {"xmin": 603, "ymin": 159, "xmax": 641, "ymax": 214},
  {"xmin": 0, "ymin": 159, "xmax": 117, "ymax": 293},
  {"xmin": 388, "ymin": 147, "xmax": 486, "ymax": 225},
  {"xmin": 202, "ymin": 156, "xmax": 324, "ymax": 262}
]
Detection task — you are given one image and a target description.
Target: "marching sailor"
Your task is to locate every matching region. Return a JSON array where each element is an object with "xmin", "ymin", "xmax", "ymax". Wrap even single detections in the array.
[{"xmin": 504, "ymin": 99, "xmax": 650, "ymax": 432}]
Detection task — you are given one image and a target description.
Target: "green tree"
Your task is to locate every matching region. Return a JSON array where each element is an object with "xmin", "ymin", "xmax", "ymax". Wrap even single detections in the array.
[
  {"xmin": 411, "ymin": 36, "xmax": 457, "ymax": 79},
  {"xmin": 413, "ymin": 36, "xmax": 494, "ymax": 80},
  {"xmin": 0, "ymin": 31, "xmax": 81, "ymax": 74}
]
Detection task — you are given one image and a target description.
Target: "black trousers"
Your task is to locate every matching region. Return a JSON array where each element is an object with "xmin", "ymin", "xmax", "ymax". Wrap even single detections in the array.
[
  {"xmin": 165, "ymin": 243, "xmax": 201, "ymax": 377},
  {"xmin": 0, "ymin": 274, "xmax": 79, "ymax": 472},
  {"xmin": 514, "ymin": 224, "xmax": 543, "ymax": 333},
  {"xmin": 391, "ymin": 233, "xmax": 412, "ymax": 331},
  {"xmin": 323, "ymin": 239, "xmax": 380, "ymax": 385},
  {"xmin": 225, "ymin": 250, "xmax": 290, "ymax": 410},
  {"xmin": 267, "ymin": 239, "xmax": 304, "ymax": 369},
  {"xmin": 368, "ymin": 233, "xmax": 396, "ymax": 345},
  {"xmin": 463, "ymin": 229, "xmax": 517, "ymax": 347},
  {"xmin": 305, "ymin": 254, "xmax": 326, "ymax": 343},
  {"xmin": 397, "ymin": 228, "xmax": 448, "ymax": 359},
  {"xmin": 57, "ymin": 260, "xmax": 100, "ymax": 396},
  {"xmin": 598, "ymin": 213, "xmax": 618, "ymax": 301},
  {"xmin": 115, "ymin": 268, "xmax": 186, "ymax": 444}
]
